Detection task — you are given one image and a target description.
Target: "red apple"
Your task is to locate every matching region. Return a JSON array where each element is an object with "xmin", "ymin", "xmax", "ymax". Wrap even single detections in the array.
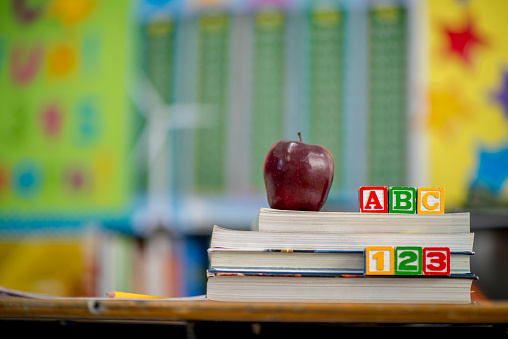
[{"xmin": 263, "ymin": 132, "xmax": 335, "ymax": 211}]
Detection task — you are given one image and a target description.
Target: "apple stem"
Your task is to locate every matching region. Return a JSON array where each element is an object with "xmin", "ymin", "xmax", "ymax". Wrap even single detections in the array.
[{"xmin": 298, "ymin": 132, "xmax": 302, "ymax": 142}]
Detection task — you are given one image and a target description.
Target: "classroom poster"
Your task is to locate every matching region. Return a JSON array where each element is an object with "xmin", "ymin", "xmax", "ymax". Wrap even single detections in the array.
[
  {"xmin": 367, "ymin": 6, "xmax": 407, "ymax": 187},
  {"xmin": 427, "ymin": 0, "xmax": 508, "ymax": 209},
  {"xmin": 0, "ymin": 0, "xmax": 136, "ymax": 229}
]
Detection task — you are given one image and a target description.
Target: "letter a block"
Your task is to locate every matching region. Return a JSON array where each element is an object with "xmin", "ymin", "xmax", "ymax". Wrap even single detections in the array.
[
  {"xmin": 389, "ymin": 187, "xmax": 416, "ymax": 214},
  {"xmin": 417, "ymin": 187, "xmax": 445, "ymax": 214},
  {"xmin": 359, "ymin": 186, "xmax": 388, "ymax": 213}
]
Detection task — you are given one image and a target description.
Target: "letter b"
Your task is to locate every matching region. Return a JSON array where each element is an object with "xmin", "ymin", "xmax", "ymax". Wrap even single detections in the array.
[{"xmin": 389, "ymin": 187, "xmax": 416, "ymax": 214}]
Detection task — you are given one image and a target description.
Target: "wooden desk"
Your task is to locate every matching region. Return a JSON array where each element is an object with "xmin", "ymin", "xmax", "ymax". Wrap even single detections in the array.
[{"xmin": 1, "ymin": 297, "xmax": 508, "ymax": 337}]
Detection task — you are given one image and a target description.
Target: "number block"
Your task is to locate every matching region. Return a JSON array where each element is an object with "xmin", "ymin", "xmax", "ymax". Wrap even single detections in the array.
[
  {"xmin": 365, "ymin": 246, "xmax": 394, "ymax": 275},
  {"xmin": 417, "ymin": 187, "xmax": 445, "ymax": 214},
  {"xmin": 423, "ymin": 247, "xmax": 450, "ymax": 275},
  {"xmin": 389, "ymin": 187, "xmax": 416, "ymax": 214},
  {"xmin": 395, "ymin": 247, "xmax": 422, "ymax": 275},
  {"xmin": 359, "ymin": 186, "xmax": 388, "ymax": 213}
]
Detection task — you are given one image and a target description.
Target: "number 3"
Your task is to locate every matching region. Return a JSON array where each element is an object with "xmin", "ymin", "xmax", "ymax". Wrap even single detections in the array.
[{"xmin": 423, "ymin": 247, "xmax": 450, "ymax": 275}]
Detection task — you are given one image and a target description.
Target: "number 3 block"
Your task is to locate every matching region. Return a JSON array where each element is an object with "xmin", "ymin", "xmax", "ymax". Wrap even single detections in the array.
[
  {"xmin": 423, "ymin": 247, "xmax": 450, "ymax": 275},
  {"xmin": 365, "ymin": 246, "xmax": 394, "ymax": 275}
]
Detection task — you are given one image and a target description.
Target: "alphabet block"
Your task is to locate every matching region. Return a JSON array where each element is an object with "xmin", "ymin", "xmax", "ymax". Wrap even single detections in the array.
[
  {"xmin": 359, "ymin": 186, "xmax": 388, "ymax": 213},
  {"xmin": 395, "ymin": 247, "xmax": 422, "ymax": 275},
  {"xmin": 365, "ymin": 246, "xmax": 394, "ymax": 275},
  {"xmin": 389, "ymin": 187, "xmax": 417, "ymax": 214},
  {"xmin": 423, "ymin": 247, "xmax": 450, "ymax": 275},
  {"xmin": 417, "ymin": 187, "xmax": 445, "ymax": 214}
]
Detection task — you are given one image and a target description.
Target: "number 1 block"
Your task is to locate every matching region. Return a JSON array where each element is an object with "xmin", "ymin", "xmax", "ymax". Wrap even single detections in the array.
[{"xmin": 365, "ymin": 246, "xmax": 394, "ymax": 275}]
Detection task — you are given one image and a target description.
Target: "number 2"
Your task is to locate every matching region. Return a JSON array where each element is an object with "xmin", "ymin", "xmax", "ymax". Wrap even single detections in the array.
[{"xmin": 395, "ymin": 247, "xmax": 422, "ymax": 275}]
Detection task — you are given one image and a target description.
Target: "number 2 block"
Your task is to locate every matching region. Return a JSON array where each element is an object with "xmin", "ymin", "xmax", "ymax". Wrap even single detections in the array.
[
  {"xmin": 423, "ymin": 247, "xmax": 450, "ymax": 275},
  {"xmin": 395, "ymin": 247, "xmax": 422, "ymax": 275},
  {"xmin": 365, "ymin": 246, "xmax": 394, "ymax": 275}
]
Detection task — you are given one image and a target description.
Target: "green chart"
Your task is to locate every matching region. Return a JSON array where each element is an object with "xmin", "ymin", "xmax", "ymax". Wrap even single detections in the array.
[
  {"xmin": 308, "ymin": 8, "xmax": 346, "ymax": 191},
  {"xmin": 368, "ymin": 6, "xmax": 407, "ymax": 186},
  {"xmin": 251, "ymin": 10, "xmax": 286, "ymax": 189},
  {"xmin": 144, "ymin": 19, "xmax": 175, "ymax": 105},
  {"xmin": 195, "ymin": 14, "xmax": 230, "ymax": 192}
]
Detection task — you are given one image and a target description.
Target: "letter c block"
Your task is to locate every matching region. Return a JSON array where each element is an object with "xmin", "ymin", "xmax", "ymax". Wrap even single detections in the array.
[{"xmin": 417, "ymin": 187, "xmax": 445, "ymax": 214}]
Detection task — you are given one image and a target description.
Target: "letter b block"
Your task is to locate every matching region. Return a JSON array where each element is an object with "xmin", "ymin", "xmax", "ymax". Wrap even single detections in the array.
[
  {"xmin": 359, "ymin": 186, "xmax": 388, "ymax": 213},
  {"xmin": 389, "ymin": 187, "xmax": 416, "ymax": 214},
  {"xmin": 417, "ymin": 187, "xmax": 445, "ymax": 214}
]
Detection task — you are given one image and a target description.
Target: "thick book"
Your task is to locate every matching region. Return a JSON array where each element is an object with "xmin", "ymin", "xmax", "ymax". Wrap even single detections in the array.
[
  {"xmin": 206, "ymin": 270, "xmax": 476, "ymax": 304},
  {"xmin": 254, "ymin": 208, "xmax": 471, "ymax": 234},
  {"xmin": 207, "ymin": 248, "xmax": 473, "ymax": 275},
  {"xmin": 210, "ymin": 226, "xmax": 475, "ymax": 253}
]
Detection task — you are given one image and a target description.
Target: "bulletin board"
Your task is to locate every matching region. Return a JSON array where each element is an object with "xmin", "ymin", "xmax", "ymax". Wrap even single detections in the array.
[
  {"xmin": 0, "ymin": 0, "xmax": 137, "ymax": 231},
  {"xmin": 427, "ymin": 0, "xmax": 508, "ymax": 210}
]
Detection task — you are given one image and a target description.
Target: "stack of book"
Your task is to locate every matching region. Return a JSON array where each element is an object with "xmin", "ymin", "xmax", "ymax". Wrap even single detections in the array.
[{"xmin": 206, "ymin": 208, "xmax": 477, "ymax": 303}]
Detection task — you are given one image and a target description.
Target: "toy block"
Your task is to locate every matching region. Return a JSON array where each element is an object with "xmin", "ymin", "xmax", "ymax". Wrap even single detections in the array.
[
  {"xmin": 389, "ymin": 187, "xmax": 417, "ymax": 214},
  {"xmin": 423, "ymin": 247, "xmax": 450, "ymax": 275},
  {"xmin": 417, "ymin": 187, "xmax": 445, "ymax": 214},
  {"xmin": 359, "ymin": 186, "xmax": 388, "ymax": 213},
  {"xmin": 395, "ymin": 247, "xmax": 422, "ymax": 275},
  {"xmin": 365, "ymin": 246, "xmax": 394, "ymax": 275}
]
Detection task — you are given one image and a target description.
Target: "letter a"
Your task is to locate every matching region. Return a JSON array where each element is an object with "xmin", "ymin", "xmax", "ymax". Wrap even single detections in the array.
[
  {"xmin": 366, "ymin": 191, "xmax": 382, "ymax": 210},
  {"xmin": 359, "ymin": 186, "xmax": 388, "ymax": 213}
]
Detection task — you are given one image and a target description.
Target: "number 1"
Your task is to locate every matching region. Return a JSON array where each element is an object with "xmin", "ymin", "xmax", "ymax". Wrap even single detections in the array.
[
  {"xmin": 373, "ymin": 250, "xmax": 385, "ymax": 271},
  {"xmin": 365, "ymin": 246, "xmax": 394, "ymax": 275}
]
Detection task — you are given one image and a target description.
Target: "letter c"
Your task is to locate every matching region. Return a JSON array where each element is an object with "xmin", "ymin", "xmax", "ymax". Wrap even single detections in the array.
[{"xmin": 422, "ymin": 192, "xmax": 439, "ymax": 210}]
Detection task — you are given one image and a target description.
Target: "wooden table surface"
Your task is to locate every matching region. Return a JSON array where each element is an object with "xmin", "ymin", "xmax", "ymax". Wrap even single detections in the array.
[{"xmin": 1, "ymin": 297, "xmax": 508, "ymax": 325}]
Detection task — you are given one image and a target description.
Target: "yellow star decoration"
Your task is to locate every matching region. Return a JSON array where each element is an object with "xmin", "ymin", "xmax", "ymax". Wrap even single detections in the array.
[
  {"xmin": 49, "ymin": 0, "xmax": 96, "ymax": 27},
  {"xmin": 427, "ymin": 87, "xmax": 472, "ymax": 140}
]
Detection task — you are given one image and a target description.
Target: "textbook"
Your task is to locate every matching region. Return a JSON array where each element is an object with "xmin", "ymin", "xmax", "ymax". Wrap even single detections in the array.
[
  {"xmin": 210, "ymin": 226, "xmax": 475, "ymax": 253},
  {"xmin": 206, "ymin": 270, "xmax": 476, "ymax": 304},
  {"xmin": 254, "ymin": 208, "xmax": 471, "ymax": 234},
  {"xmin": 207, "ymin": 248, "xmax": 473, "ymax": 275}
]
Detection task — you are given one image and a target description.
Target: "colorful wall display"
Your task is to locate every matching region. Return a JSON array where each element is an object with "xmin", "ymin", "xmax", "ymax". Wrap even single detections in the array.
[
  {"xmin": 427, "ymin": 0, "xmax": 508, "ymax": 209},
  {"xmin": 134, "ymin": 0, "xmax": 413, "ymax": 224},
  {"xmin": 3, "ymin": 0, "xmax": 507, "ymax": 232},
  {"xmin": 0, "ymin": 0, "xmax": 137, "ymax": 230}
]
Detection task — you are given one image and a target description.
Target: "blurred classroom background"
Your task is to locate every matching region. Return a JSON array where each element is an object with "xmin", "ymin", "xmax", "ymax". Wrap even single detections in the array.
[{"xmin": 0, "ymin": 0, "xmax": 507, "ymax": 300}]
